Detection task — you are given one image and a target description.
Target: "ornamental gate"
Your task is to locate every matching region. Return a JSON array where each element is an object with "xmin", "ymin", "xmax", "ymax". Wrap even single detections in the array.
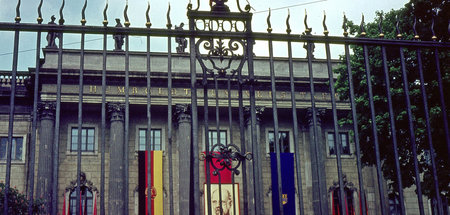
[{"xmin": 0, "ymin": 0, "xmax": 449, "ymax": 215}]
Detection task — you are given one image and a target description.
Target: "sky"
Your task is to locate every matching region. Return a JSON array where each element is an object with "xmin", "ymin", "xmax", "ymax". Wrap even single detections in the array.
[{"xmin": 0, "ymin": 0, "xmax": 409, "ymax": 71}]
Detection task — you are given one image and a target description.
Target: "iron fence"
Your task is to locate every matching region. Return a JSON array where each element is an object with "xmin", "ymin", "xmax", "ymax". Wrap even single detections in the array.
[{"xmin": 0, "ymin": 0, "xmax": 449, "ymax": 215}]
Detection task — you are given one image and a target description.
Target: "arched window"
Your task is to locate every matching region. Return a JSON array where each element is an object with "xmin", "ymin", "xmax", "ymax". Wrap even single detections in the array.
[
  {"xmin": 329, "ymin": 174, "xmax": 357, "ymax": 215},
  {"xmin": 69, "ymin": 187, "xmax": 94, "ymax": 215},
  {"xmin": 62, "ymin": 172, "xmax": 98, "ymax": 215}
]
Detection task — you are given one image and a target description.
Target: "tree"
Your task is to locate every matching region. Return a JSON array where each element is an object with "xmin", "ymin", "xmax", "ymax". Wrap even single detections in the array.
[
  {"xmin": 0, "ymin": 182, "xmax": 45, "ymax": 214},
  {"xmin": 334, "ymin": 0, "xmax": 449, "ymax": 204}
]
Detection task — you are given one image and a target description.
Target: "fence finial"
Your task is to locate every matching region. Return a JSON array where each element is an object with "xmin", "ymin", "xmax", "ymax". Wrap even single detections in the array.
[
  {"xmin": 304, "ymin": 10, "xmax": 311, "ymax": 34},
  {"xmin": 378, "ymin": 12, "xmax": 384, "ymax": 38},
  {"xmin": 103, "ymin": 0, "xmax": 108, "ymax": 26},
  {"xmin": 59, "ymin": 0, "xmax": 65, "ymax": 25},
  {"xmin": 146, "ymin": 1, "xmax": 151, "ymax": 28},
  {"xmin": 166, "ymin": 3, "xmax": 172, "ymax": 29},
  {"xmin": 323, "ymin": 11, "xmax": 329, "ymax": 36},
  {"xmin": 342, "ymin": 12, "xmax": 348, "ymax": 37},
  {"xmin": 360, "ymin": 13, "xmax": 366, "ymax": 37},
  {"xmin": 81, "ymin": 0, "xmax": 87, "ymax": 25},
  {"xmin": 124, "ymin": 0, "xmax": 130, "ymax": 27},
  {"xmin": 266, "ymin": 8, "xmax": 272, "ymax": 33},
  {"xmin": 431, "ymin": 13, "xmax": 437, "ymax": 40},
  {"xmin": 37, "ymin": 0, "xmax": 43, "ymax": 24},
  {"xmin": 395, "ymin": 15, "xmax": 402, "ymax": 39},
  {"xmin": 286, "ymin": 9, "xmax": 291, "ymax": 34},
  {"xmin": 15, "ymin": 0, "xmax": 21, "ymax": 23},
  {"xmin": 413, "ymin": 17, "xmax": 419, "ymax": 39}
]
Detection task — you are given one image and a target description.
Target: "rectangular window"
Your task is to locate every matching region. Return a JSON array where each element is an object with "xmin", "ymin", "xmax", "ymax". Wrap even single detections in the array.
[
  {"xmin": 0, "ymin": 136, "xmax": 24, "ymax": 161},
  {"xmin": 207, "ymin": 130, "xmax": 227, "ymax": 151},
  {"xmin": 327, "ymin": 132, "xmax": 351, "ymax": 155},
  {"xmin": 138, "ymin": 128, "xmax": 162, "ymax": 151},
  {"xmin": 71, "ymin": 127, "xmax": 95, "ymax": 152},
  {"xmin": 268, "ymin": 131, "xmax": 290, "ymax": 153}
]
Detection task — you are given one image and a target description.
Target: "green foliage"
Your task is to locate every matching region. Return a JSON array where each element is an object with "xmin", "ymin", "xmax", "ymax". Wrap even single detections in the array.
[
  {"xmin": 0, "ymin": 183, "xmax": 45, "ymax": 214},
  {"xmin": 334, "ymin": 0, "xmax": 449, "ymax": 201}
]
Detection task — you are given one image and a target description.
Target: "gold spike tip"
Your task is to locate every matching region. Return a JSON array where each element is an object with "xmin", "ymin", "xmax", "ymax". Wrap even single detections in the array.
[
  {"xmin": 37, "ymin": 17, "xmax": 43, "ymax": 23},
  {"xmin": 146, "ymin": 22, "xmax": 152, "ymax": 28},
  {"xmin": 286, "ymin": 29, "xmax": 291, "ymax": 34},
  {"xmin": 396, "ymin": 34, "xmax": 402, "ymax": 39},
  {"xmin": 431, "ymin": 35, "xmax": 437, "ymax": 40},
  {"xmin": 15, "ymin": 17, "xmax": 21, "ymax": 22},
  {"xmin": 81, "ymin": 19, "xmax": 87, "ymax": 25},
  {"xmin": 360, "ymin": 32, "xmax": 366, "ymax": 37},
  {"xmin": 103, "ymin": 20, "xmax": 108, "ymax": 26},
  {"xmin": 414, "ymin": 35, "xmax": 420, "ymax": 39},
  {"xmin": 379, "ymin": 33, "xmax": 384, "ymax": 38},
  {"xmin": 166, "ymin": 23, "xmax": 172, "ymax": 29},
  {"xmin": 343, "ymin": 31, "xmax": 348, "ymax": 37},
  {"xmin": 323, "ymin": 30, "xmax": 329, "ymax": 36},
  {"xmin": 124, "ymin": 21, "xmax": 130, "ymax": 27},
  {"xmin": 305, "ymin": 28, "xmax": 311, "ymax": 33},
  {"xmin": 267, "ymin": 27, "xmax": 272, "ymax": 33}
]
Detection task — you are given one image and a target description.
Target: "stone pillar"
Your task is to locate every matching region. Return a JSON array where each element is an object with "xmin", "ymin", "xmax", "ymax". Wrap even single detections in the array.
[
  {"xmin": 306, "ymin": 108, "xmax": 328, "ymax": 214},
  {"xmin": 174, "ymin": 104, "xmax": 192, "ymax": 214},
  {"xmin": 244, "ymin": 106, "xmax": 265, "ymax": 215},
  {"xmin": 36, "ymin": 101, "xmax": 56, "ymax": 212},
  {"xmin": 107, "ymin": 103, "xmax": 125, "ymax": 213}
]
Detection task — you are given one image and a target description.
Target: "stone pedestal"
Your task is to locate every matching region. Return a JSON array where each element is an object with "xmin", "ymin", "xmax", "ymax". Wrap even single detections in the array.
[
  {"xmin": 36, "ymin": 101, "xmax": 56, "ymax": 213},
  {"xmin": 107, "ymin": 103, "xmax": 125, "ymax": 213},
  {"xmin": 174, "ymin": 104, "xmax": 192, "ymax": 213}
]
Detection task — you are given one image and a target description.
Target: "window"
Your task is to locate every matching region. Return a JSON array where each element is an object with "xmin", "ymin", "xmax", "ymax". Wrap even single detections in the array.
[
  {"xmin": 69, "ymin": 187, "xmax": 93, "ymax": 215},
  {"xmin": 207, "ymin": 130, "xmax": 227, "ymax": 151},
  {"xmin": 331, "ymin": 188, "xmax": 355, "ymax": 215},
  {"xmin": 268, "ymin": 131, "xmax": 290, "ymax": 153},
  {"xmin": 327, "ymin": 132, "xmax": 351, "ymax": 155},
  {"xmin": 0, "ymin": 136, "xmax": 24, "ymax": 161},
  {"xmin": 70, "ymin": 127, "xmax": 95, "ymax": 152},
  {"xmin": 138, "ymin": 128, "xmax": 162, "ymax": 151},
  {"xmin": 388, "ymin": 193, "xmax": 402, "ymax": 215}
]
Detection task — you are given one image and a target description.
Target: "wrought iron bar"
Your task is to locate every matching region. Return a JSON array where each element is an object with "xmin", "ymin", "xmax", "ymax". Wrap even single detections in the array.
[
  {"xmin": 379, "ymin": 45, "xmax": 406, "ymax": 215},
  {"xmin": 323, "ymin": 13, "xmax": 346, "ymax": 215},
  {"xmin": 4, "ymin": 8, "xmax": 21, "ymax": 215},
  {"xmin": 342, "ymin": 13, "xmax": 368, "ymax": 215},
  {"xmin": 286, "ymin": 10, "xmax": 305, "ymax": 215},
  {"xmin": 267, "ymin": 9, "xmax": 284, "ymax": 215},
  {"xmin": 145, "ymin": 2, "xmax": 152, "ymax": 214},
  {"xmin": 361, "ymin": 17, "xmax": 387, "ymax": 212},
  {"xmin": 100, "ymin": 3, "xmax": 108, "ymax": 215},
  {"xmin": 398, "ymin": 45, "xmax": 425, "ymax": 215},
  {"xmin": 189, "ymin": 20, "xmax": 201, "ymax": 215},
  {"xmin": 416, "ymin": 46, "xmax": 444, "ymax": 215},
  {"xmin": 432, "ymin": 47, "xmax": 450, "ymax": 162},
  {"xmin": 202, "ymin": 39, "xmax": 213, "ymax": 215},
  {"xmin": 237, "ymin": 69, "xmax": 249, "ymax": 215},
  {"xmin": 27, "ymin": 2, "xmax": 43, "ymax": 213},
  {"xmin": 213, "ymin": 74, "xmax": 223, "ymax": 215},
  {"xmin": 76, "ymin": 18, "xmax": 86, "ymax": 215},
  {"xmin": 305, "ymin": 11, "xmax": 326, "ymax": 214},
  {"xmin": 166, "ymin": 7, "xmax": 175, "ymax": 213},
  {"xmin": 124, "ymin": 2, "xmax": 130, "ymax": 210},
  {"xmin": 51, "ymin": 7, "xmax": 64, "ymax": 213}
]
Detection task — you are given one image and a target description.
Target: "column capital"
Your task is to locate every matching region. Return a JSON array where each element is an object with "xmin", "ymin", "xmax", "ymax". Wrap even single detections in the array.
[
  {"xmin": 174, "ymin": 104, "xmax": 191, "ymax": 125},
  {"xmin": 244, "ymin": 106, "xmax": 265, "ymax": 125},
  {"xmin": 38, "ymin": 101, "xmax": 56, "ymax": 121},
  {"xmin": 107, "ymin": 102, "xmax": 125, "ymax": 122},
  {"xmin": 306, "ymin": 107, "xmax": 326, "ymax": 126}
]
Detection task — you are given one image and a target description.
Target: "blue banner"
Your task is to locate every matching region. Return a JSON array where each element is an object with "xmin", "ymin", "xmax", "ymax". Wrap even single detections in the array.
[{"xmin": 270, "ymin": 152, "xmax": 296, "ymax": 215}]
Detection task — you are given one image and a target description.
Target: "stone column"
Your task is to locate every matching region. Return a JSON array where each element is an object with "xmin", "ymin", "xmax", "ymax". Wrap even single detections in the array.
[
  {"xmin": 107, "ymin": 103, "xmax": 125, "ymax": 213},
  {"xmin": 244, "ymin": 106, "xmax": 265, "ymax": 215},
  {"xmin": 306, "ymin": 108, "xmax": 328, "ymax": 214},
  {"xmin": 36, "ymin": 101, "xmax": 56, "ymax": 212},
  {"xmin": 174, "ymin": 104, "xmax": 192, "ymax": 214}
]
